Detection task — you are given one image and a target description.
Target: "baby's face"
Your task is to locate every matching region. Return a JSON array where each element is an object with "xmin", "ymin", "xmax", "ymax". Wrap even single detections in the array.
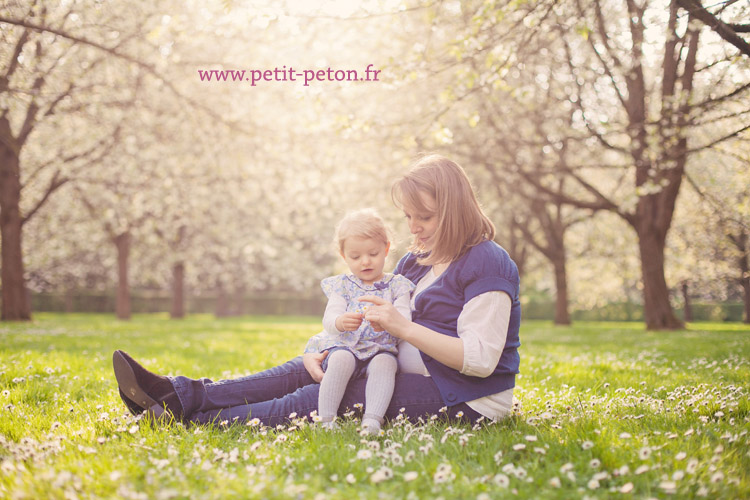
[{"xmin": 341, "ymin": 236, "xmax": 390, "ymax": 285}]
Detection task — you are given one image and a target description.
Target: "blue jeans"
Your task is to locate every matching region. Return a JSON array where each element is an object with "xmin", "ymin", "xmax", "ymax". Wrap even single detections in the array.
[{"xmin": 170, "ymin": 356, "xmax": 482, "ymax": 426}]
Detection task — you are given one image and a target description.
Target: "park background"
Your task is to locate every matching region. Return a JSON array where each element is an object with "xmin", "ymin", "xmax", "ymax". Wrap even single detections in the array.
[
  {"xmin": 1, "ymin": 0, "xmax": 749, "ymax": 330},
  {"xmin": 1, "ymin": 2, "xmax": 750, "ymax": 499}
]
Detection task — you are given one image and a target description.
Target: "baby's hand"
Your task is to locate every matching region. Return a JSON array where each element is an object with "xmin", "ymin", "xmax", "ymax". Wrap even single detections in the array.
[
  {"xmin": 336, "ymin": 312, "xmax": 364, "ymax": 332},
  {"xmin": 359, "ymin": 295, "xmax": 408, "ymax": 338}
]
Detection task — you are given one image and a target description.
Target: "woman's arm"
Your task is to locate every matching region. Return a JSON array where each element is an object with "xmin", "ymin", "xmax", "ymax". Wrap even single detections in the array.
[
  {"xmin": 458, "ymin": 291, "xmax": 511, "ymax": 377},
  {"xmin": 360, "ymin": 295, "xmax": 464, "ymax": 371},
  {"xmin": 400, "ymin": 322, "xmax": 465, "ymax": 371},
  {"xmin": 303, "ymin": 351, "xmax": 328, "ymax": 383},
  {"xmin": 392, "ymin": 293, "xmax": 412, "ymax": 322},
  {"xmin": 361, "ymin": 291, "xmax": 512, "ymax": 374}
]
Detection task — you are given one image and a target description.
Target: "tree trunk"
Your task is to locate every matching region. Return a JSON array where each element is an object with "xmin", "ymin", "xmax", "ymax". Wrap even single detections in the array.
[
  {"xmin": 64, "ymin": 291, "xmax": 74, "ymax": 313},
  {"xmin": 114, "ymin": 232, "xmax": 131, "ymax": 320},
  {"xmin": 508, "ymin": 217, "xmax": 528, "ymax": 279},
  {"xmin": 233, "ymin": 282, "xmax": 246, "ymax": 316},
  {"xmin": 214, "ymin": 281, "xmax": 230, "ymax": 317},
  {"xmin": 636, "ymin": 227, "xmax": 683, "ymax": 330},
  {"xmin": 553, "ymin": 252, "xmax": 571, "ymax": 325},
  {"xmin": 742, "ymin": 274, "xmax": 750, "ymax": 325},
  {"xmin": 681, "ymin": 281, "xmax": 692, "ymax": 323},
  {"xmin": 0, "ymin": 120, "xmax": 31, "ymax": 321},
  {"xmin": 171, "ymin": 261, "xmax": 185, "ymax": 319},
  {"xmin": 737, "ymin": 230, "xmax": 750, "ymax": 324},
  {"xmin": 629, "ymin": 2, "xmax": 690, "ymax": 331},
  {"xmin": 522, "ymin": 198, "xmax": 571, "ymax": 326}
]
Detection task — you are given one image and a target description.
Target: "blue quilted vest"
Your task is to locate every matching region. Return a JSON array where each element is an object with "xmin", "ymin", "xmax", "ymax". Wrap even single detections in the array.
[{"xmin": 394, "ymin": 240, "xmax": 521, "ymax": 406}]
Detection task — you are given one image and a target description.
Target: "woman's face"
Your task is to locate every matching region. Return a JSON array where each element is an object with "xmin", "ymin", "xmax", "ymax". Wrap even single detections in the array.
[{"xmin": 404, "ymin": 191, "xmax": 439, "ymax": 252}]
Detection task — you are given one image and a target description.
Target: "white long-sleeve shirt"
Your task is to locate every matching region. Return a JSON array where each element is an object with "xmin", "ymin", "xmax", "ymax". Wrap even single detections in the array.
[{"xmin": 397, "ymin": 269, "xmax": 514, "ymax": 419}]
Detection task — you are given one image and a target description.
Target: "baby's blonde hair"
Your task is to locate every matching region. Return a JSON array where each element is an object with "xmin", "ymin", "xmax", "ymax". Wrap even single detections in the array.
[{"xmin": 335, "ymin": 209, "xmax": 390, "ymax": 253}]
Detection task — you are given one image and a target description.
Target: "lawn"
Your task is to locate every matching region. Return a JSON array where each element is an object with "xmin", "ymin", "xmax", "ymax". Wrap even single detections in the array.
[{"xmin": 0, "ymin": 314, "xmax": 748, "ymax": 499}]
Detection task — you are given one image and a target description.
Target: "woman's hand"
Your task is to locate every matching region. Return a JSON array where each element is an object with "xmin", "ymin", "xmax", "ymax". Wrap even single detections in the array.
[
  {"xmin": 359, "ymin": 295, "xmax": 410, "ymax": 338},
  {"xmin": 303, "ymin": 351, "xmax": 328, "ymax": 383},
  {"xmin": 335, "ymin": 312, "xmax": 363, "ymax": 332}
]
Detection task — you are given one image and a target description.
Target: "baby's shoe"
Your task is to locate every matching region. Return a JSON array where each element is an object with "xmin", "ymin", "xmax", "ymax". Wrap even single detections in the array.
[
  {"xmin": 319, "ymin": 416, "xmax": 339, "ymax": 430},
  {"xmin": 361, "ymin": 417, "xmax": 382, "ymax": 436}
]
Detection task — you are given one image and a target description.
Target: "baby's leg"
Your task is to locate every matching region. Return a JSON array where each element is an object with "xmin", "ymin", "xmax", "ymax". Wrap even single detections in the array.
[
  {"xmin": 318, "ymin": 349, "xmax": 356, "ymax": 427},
  {"xmin": 362, "ymin": 353, "xmax": 398, "ymax": 435}
]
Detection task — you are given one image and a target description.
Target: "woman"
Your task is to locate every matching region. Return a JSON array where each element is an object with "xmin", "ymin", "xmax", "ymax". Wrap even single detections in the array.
[{"xmin": 113, "ymin": 154, "xmax": 521, "ymax": 426}]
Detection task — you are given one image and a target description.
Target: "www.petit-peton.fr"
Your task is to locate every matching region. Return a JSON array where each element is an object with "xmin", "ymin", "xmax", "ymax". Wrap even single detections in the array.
[{"xmin": 198, "ymin": 64, "xmax": 382, "ymax": 87}]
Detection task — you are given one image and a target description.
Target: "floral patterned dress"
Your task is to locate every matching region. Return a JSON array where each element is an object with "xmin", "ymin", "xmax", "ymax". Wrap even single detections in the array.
[{"xmin": 304, "ymin": 273, "xmax": 415, "ymax": 360}]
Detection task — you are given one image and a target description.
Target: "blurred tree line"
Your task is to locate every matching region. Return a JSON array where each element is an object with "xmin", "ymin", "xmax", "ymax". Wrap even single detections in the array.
[{"xmin": 0, "ymin": 0, "xmax": 748, "ymax": 328}]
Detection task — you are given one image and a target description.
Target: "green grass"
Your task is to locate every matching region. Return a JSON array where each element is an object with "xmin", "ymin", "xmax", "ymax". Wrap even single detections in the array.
[{"xmin": 1, "ymin": 314, "xmax": 748, "ymax": 499}]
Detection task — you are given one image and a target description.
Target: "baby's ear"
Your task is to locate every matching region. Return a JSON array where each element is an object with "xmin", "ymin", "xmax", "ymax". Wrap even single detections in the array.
[{"xmin": 385, "ymin": 241, "xmax": 391, "ymax": 255}]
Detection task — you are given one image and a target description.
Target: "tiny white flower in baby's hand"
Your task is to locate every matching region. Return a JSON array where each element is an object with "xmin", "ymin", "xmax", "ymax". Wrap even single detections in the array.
[{"xmin": 356, "ymin": 305, "xmax": 370, "ymax": 315}]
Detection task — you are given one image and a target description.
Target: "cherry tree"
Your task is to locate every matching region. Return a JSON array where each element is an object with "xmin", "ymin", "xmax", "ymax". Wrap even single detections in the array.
[
  {"xmin": 0, "ymin": 1, "xmax": 178, "ymax": 319},
  {"xmin": 411, "ymin": 0, "xmax": 750, "ymax": 329}
]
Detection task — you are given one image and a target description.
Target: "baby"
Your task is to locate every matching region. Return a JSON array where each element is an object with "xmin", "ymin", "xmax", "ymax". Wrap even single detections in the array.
[{"xmin": 305, "ymin": 209, "xmax": 414, "ymax": 434}]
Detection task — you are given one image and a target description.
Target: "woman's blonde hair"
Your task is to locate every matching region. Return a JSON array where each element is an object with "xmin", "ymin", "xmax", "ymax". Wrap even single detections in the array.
[
  {"xmin": 392, "ymin": 154, "xmax": 495, "ymax": 265},
  {"xmin": 335, "ymin": 208, "xmax": 390, "ymax": 253}
]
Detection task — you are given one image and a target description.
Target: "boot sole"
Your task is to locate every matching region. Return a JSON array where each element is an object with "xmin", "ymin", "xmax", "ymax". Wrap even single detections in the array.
[{"xmin": 112, "ymin": 350, "xmax": 167, "ymax": 420}]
